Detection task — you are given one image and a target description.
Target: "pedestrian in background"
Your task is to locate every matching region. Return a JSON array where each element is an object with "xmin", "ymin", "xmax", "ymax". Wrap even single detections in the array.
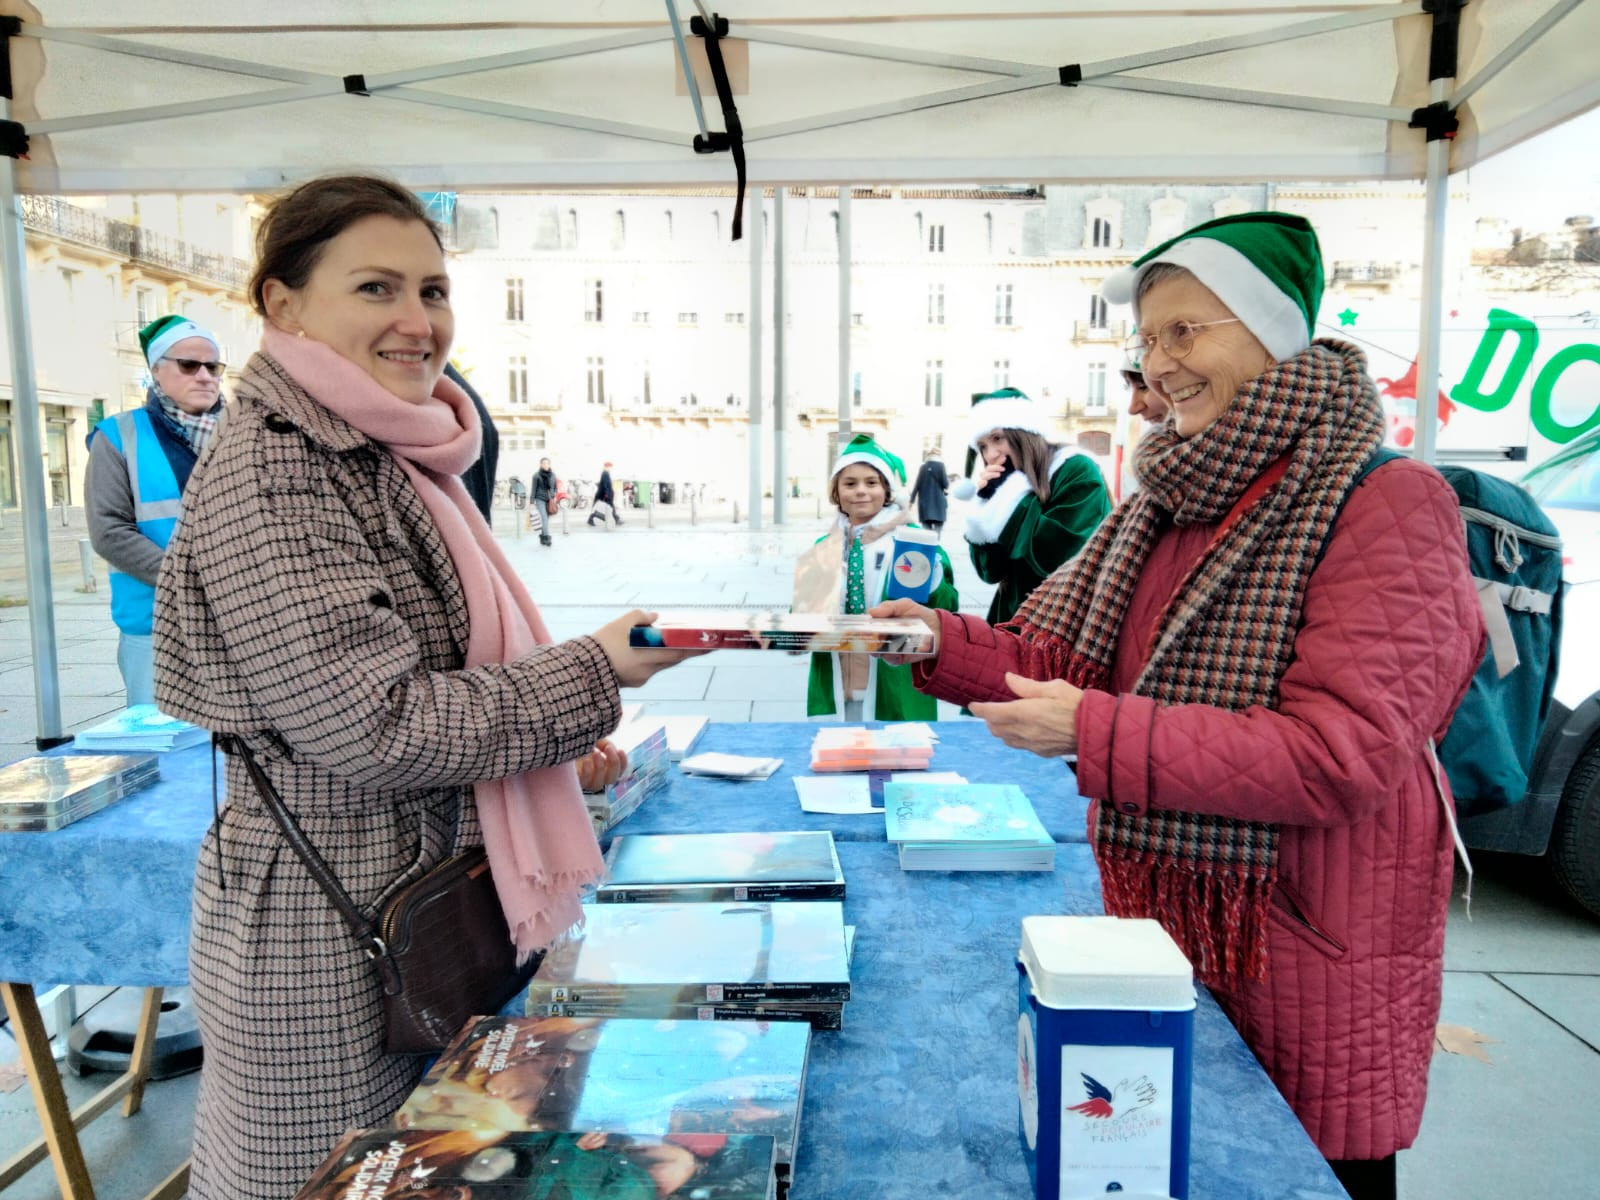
[
  {"xmin": 531, "ymin": 456, "xmax": 558, "ymax": 546},
  {"xmin": 86, "ymin": 314, "xmax": 226, "ymax": 706},
  {"xmin": 589, "ymin": 460, "xmax": 623, "ymax": 528},
  {"xmin": 911, "ymin": 446, "xmax": 950, "ymax": 538}
]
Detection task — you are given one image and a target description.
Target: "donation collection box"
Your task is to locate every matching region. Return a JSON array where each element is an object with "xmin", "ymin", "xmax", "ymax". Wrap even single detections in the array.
[{"xmin": 1017, "ymin": 915, "xmax": 1196, "ymax": 1200}]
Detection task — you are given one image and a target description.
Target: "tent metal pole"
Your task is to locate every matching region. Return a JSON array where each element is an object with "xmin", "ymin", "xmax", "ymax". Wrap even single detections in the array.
[
  {"xmin": 1415, "ymin": 95, "xmax": 1449, "ymax": 468},
  {"xmin": 1085, "ymin": 77, "xmax": 1408, "ymax": 124},
  {"xmin": 773, "ymin": 187, "xmax": 787, "ymax": 526},
  {"xmin": 0, "ymin": 99, "xmax": 66, "ymax": 748},
  {"xmin": 837, "ymin": 187, "xmax": 852, "ymax": 443},
  {"xmin": 746, "ymin": 189, "xmax": 764, "ymax": 531}
]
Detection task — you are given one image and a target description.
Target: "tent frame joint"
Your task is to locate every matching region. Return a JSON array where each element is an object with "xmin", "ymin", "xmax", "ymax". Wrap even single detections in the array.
[
  {"xmin": 0, "ymin": 120, "xmax": 26, "ymax": 160},
  {"xmin": 1058, "ymin": 64, "xmax": 1083, "ymax": 87},
  {"xmin": 1409, "ymin": 100, "xmax": 1459, "ymax": 142},
  {"xmin": 689, "ymin": 14, "xmax": 730, "ymax": 39},
  {"xmin": 343, "ymin": 74, "xmax": 371, "ymax": 97}
]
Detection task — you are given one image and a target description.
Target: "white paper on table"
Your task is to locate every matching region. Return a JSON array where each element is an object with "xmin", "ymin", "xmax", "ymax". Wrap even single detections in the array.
[
  {"xmin": 793, "ymin": 775, "xmax": 882, "ymax": 814},
  {"xmin": 889, "ymin": 771, "xmax": 968, "ymax": 785},
  {"xmin": 679, "ymin": 752, "xmax": 782, "ymax": 780}
]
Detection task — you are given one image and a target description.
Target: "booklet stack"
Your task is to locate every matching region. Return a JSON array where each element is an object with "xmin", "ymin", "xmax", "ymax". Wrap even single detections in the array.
[
  {"xmin": 809, "ymin": 725, "xmax": 936, "ymax": 772},
  {"xmin": 527, "ymin": 901, "xmax": 852, "ymax": 1031},
  {"xmin": 585, "ymin": 723, "xmax": 671, "ymax": 836},
  {"xmin": 594, "ymin": 830, "xmax": 845, "ymax": 904},
  {"xmin": 613, "ymin": 714, "xmax": 709, "ymax": 762},
  {"xmin": 679, "ymin": 752, "xmax": 783, "ymax": 781},
  {"xmin": 0, "ymin": 753, "xmax": 161, "ymax": 832},
  {"xmin": 72, "ymin": 705, "xmax": 208, "ymax": 753},
  {"xmin": 394, "ymin": 1013, "xmax": 811, "ymax": 1198},
  {"xmin": 883, "ymin": 781, "xmax": 1056, "ymax": 871},
  {"xmin": 293, "ymin": 1126, "xmax": 777, "ymax": 1199}
]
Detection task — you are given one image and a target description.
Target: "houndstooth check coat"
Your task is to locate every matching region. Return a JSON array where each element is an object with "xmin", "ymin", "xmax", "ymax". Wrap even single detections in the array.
[{"xmin": 153, "ymin": 351, "xmax": 620, "ymax": 1200}]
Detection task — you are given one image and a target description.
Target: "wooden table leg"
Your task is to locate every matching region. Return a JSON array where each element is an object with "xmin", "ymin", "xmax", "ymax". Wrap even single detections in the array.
[
  {"xmin": 120, "ymin": 986, "xmax": 163, "ymax": 1117},
  {"xmin": 0, "ymin": 981, "xmax": 96, "ymax": 1199}
]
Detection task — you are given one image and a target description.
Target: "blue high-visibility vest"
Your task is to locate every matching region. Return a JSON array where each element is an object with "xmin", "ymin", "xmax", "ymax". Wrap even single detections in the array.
[{"xmin": 96, "ymin": 409, "xmax": 183, "ymax": 635}]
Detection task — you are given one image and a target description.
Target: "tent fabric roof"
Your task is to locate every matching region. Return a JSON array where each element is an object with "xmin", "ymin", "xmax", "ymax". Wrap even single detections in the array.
[{"xmin": 5, "ymin": 1, "xmax": 1598, "ymax": 194}]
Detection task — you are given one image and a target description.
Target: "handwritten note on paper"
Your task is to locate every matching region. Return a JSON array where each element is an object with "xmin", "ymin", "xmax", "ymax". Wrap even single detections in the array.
[{"xmin": 794, "ymin": 775, "xmax": 882, "ymax": 815}]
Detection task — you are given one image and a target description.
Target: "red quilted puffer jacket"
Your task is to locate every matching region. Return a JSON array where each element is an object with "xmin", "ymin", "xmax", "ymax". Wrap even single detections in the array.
[{"xmin": 917, "ymin": 457, "xmax": 1484, "ymax": 1161}]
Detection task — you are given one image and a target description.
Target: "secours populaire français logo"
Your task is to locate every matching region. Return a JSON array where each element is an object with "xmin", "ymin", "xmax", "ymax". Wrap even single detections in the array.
[
  {"xmin": 1066, "ymin": 1071, "xmax": 1157, "ymax": 1122},
  {"xmin": 892, "ymin": 547, "xmax": 933, "ymax": 590}
]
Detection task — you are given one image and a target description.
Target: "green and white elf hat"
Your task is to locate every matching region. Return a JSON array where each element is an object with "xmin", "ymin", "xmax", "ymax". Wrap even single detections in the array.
[
  {"xmin": 831, "ymin": 432, "xmax": 907, "ymax": 501},
  {"xmin": 1100, "ymin": 212, "xmax": 1324, "ymax": 363},
  {"xmin": 962, "ymin": 386, "xmax": 1048, "ymax": 478},
  {"xmin": 139, "ymin": 314, "xmax": 221, "ymax": 368}
]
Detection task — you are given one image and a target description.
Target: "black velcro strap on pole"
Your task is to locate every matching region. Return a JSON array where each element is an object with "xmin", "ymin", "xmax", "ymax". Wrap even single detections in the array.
[
  {"xmin": 343, "ymin": 74, "xmax": 371, "ymax": 97},
  {"xmin": 1409, "ymin": 101, "xmax": 1459, "ymax": 142},
  {"xmin": 1, "ymin": 15, "xmax": 22, "ymax": 102},
  {"xmin": 1058, "ymin": 64, "xmax": 1082, "ymax": 87},
  {"xmin": 691, "ymin": 13, "xmax": 746, "ymax": 241}
]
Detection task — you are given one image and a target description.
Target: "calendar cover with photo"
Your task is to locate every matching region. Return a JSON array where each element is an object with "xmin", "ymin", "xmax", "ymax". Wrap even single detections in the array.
[
  {"xmin": 883, "ymin": 782, "xmax": 1055, "ymax": 871},
  {"xmin": 527, "ymin": 902, "xmax": 851, "ymax": 1007},
  {"xmin": 595, "ymin": 830, "xmax": 845, "ymax": 904},
  {"xmin": 396, "ymin": 1014, "xmax": 810, "ymax": 1182},
  {"xmin": 629, "ymin": 611, "xmax": 935, "ymax": 655},
  {"xmin": 530, "ymin": 998, "xmax": 845, "ymax": 1033},
  {"xmin": 291, "ymin": 1126, "xmax": 776, "ymax": 1199},
  {"xmin": 0, "ymin": 753, "xmax": 161, "ymax": 832}
]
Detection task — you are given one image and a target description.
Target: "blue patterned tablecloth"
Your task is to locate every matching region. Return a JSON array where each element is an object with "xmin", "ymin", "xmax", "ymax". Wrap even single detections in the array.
[
  {"xmin": 0, "ymin": 727, "xmax": 1343, "ymax": 1198},
  {"xmin": 614, "ymin": 720, "xmax": 1090, "ymax": 844}
]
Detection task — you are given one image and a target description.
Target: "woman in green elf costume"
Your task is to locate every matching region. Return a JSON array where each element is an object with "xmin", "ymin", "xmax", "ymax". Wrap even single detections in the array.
[
  {"xmin": 956, "ymin": 387, "xmax": 1112, "ymax": 626},
  {"xmin": 806, "ymin": 433, "xmax": 958, "ymax": 721}
]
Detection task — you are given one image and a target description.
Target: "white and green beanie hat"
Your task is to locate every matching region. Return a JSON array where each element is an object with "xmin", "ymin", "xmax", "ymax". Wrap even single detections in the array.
[
  {"xmin": 961, "ymin": 386, "xmax": 1049, "ymax": 478},
  {"xmin": 1100, "ymin": 212, "xmax": 1323, "ymax": 362},
  {"xmin": 831, "ymin": 432, "xmax": 906, "ymax": 495}
]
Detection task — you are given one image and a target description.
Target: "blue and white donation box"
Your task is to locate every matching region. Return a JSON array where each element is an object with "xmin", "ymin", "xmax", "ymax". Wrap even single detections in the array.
[{"xmin": 1017, "ymin": 915, "xmax": 1195, "ymax": 1200}]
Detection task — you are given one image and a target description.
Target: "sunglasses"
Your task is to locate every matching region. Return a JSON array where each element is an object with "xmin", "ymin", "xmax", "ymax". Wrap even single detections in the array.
[
  {"xmin": 161, "ymin": 357, "xmax": 226, "ymax": 377},
  {"xmin": 1122, "ymin": 318, "xmax": 1241, "ymax": 361}
]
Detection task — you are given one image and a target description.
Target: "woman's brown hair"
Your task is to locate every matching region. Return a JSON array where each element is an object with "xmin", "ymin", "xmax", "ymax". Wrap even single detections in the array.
[
  {"xmin": 1001, "ymin": 429, "xmax": 1062, "ymax": 502},
  {"xmin": 247, "ymin": 175, "xmax": 441, "ymax": 316}
]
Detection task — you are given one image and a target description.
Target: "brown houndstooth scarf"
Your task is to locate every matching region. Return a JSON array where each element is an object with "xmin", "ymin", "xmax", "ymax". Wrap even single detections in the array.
[{"xmin": 1008, "ymin": 339, "xmax": 1384, "ymax": 987}]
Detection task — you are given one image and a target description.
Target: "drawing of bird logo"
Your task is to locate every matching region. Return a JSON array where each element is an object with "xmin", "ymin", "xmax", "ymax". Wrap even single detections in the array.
[{"xmin": 1065, "ymin": 1072, "xmax": 1157, "ymax": 1120}]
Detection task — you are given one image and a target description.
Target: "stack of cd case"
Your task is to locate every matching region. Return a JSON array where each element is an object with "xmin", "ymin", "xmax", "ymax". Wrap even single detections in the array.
[
  {"xmin": 0, "ymin": 753, "xmax": 161, "ymax": 832},
  {"xmin": 594, "ymin": 830, "xmax": 845, "ymax": 904},
  {"xmin": 528, "ymin": 900, "xmax": 852, "ymax": 1031}
]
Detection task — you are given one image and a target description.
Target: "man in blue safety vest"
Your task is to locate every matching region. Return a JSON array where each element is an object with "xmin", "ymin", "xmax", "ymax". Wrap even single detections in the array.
[{"xmin": 86, "ymin": 315, "xmax": 226, "ymax": 705}]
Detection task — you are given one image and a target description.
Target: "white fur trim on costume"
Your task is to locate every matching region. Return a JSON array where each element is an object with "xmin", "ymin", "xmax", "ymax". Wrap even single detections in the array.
[
  {"xmin": 1107, "ymin": 238, "xmax": 1310, "ymax": 362},
  {"xmin": 966, "ymin": 397, "xmax": 1048, "ymax": 451},
  {"xmin": 961, "ymin": 447, "xmax": 1076, "ymax": 545}
]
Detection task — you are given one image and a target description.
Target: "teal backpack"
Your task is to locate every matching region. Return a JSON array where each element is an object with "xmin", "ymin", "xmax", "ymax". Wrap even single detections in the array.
[{"xmin": 1342, "ymin": 450, "xmax": 1564, "ymax": 816}]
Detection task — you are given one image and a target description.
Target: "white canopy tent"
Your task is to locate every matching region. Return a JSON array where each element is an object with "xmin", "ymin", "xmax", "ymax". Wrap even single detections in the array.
[{"xmin": 1, "ymin": 0, "xmax": 1596, "ymax": 742}]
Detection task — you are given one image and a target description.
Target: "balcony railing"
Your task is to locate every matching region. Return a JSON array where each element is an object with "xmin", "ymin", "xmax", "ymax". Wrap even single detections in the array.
[
  {"xmin": 1329, "ymin": 261, "xmax": 1403, "ymax": 284},
  {"xmin": 1073, "ymin": 319, "xmax": 1128, "ymax": 343},
  {"xmin": 20, "ymin": 195, "xmax": 252, "ymax": 292}
]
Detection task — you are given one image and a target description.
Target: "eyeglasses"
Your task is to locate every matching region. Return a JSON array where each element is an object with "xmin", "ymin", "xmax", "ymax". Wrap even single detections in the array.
[
  {"xmin": 1119, "ymin": 369, "xmax": 1146, "ymax": 390},
  {"xmin": 1122, "ymin": 318, "xmax": 1241, "ymax": 361},
  {"xmin": 161, "ymin": 357, "xmax": 226, "ymax": 377}
]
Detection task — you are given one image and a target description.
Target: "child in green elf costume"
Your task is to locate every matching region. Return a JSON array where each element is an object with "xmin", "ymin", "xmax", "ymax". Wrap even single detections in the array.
[
  {"xmin": 805, "ymin": 433, "xmax": 958, "ymax": 721},
  {"xmin": 956, "ymin": 387, "xmax": 1112, "ymax": 626}
]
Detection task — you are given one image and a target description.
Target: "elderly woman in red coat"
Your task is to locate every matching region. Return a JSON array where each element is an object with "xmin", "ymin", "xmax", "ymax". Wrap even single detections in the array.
[{"xmin": 878, "ymin": 212, "xmax": 1484, "ymax": 1200}]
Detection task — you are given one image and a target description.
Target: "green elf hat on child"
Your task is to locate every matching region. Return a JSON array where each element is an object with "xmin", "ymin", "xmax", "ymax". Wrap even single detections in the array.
[
  {"xmin": 961, "ymin": 386, "xmax": 1048, "ymax": 481},
  {"xmin": 831, "ymin": 432, "xmax": 907, "ymax": 502},
  {"xmin": 138, "ymin": 314, "xmax": 221, "ymax": 368},
  {"xmin": 1100, "ymin": 211, "xmax": 1324, "ymax": 363}
]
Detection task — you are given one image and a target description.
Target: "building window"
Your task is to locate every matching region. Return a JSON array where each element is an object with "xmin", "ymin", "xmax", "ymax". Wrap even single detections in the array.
[
  {"xmin": 725, "ymin": 311, "xmax": 745, "ymax": 325},
  {"xmin": 664, "ymin": 209, "xmax": 673, "ymax": 240},
  {"xmin": 995, "ymin": 283, "xmax": 1014, "ymax": 327},
  {"xmin": 611, "ymin": 209, "xmax": 626, "ymax": 251},
  {"xmin": 712, "ymin": 210, "xmax": 721, "ymax": 241},
  {"xmin": 584, "ymin": 278, "xmax": 604, "ymax": 323},
  {"xmin": 679, "ymin": 392, "xmax": 699, "ymax": 407},
  {"xmin": 1085, "ymin": 361, "xmax": 1108, "ymax": 412},
  {"xmin": 135, "ymin": 286, "xmax": 155, "ymax": 328},
  {"xmin": 927, "ymin": 284, "xmax": 944, "ymax": 326},
  {"xmin": 851, "ymin": 312, "xmax": 864, "ymax": 327},
  {"xmin": 505, "ymin": 277, "xmax": 524, "ymax": 322},
  {"xmin": 633, "ymin": 310, "xmax": 651, "ymax": 325},
  {"xmin": 1092, "ymin": 217, "xmax": 1113, "ymax": 248},
  {"xmin": 1088, "ymin": 295, "xmax": 1108, "ymax": 329},
  {"xmin": 924, "ymin": 359, "xmax": 944, "ymax": 407},
  {"xmin": 678, "ymin": 311, "xmax": 699, "ymax": 326},
  {"xmin": 993, "ymin": 359, "xmax": 1011, "ymax": 390},
  {"xmin": 725, "ymin": 392, "xmax": 743, "ymax": 407},
  {"xmin": 928, "ymin": 224, "xmax": 945, "ymax": 253},
  {"xmin": 562, "ymin": 208, "xmax": 578, "ymax": 250},
  {"xmin": 642, "ymin": 367, "xmax": 653, "ymax": 407},
  {"xmin": 985, "ymin": 212, "xmax": 994, "ymax": 254},
  {"xmin": 507, "ymin": 356, "xmax": 528, "ymax": 405},
  {"xmin": 587, "ymin": 356, "xmax": 606, "ymax": 406},
  {"xmin": 852, "ymin": 371, "xmax": 863, "ymax": 407}
]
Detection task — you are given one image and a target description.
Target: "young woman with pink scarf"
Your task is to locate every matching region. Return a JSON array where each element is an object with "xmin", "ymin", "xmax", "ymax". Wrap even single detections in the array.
[{"xmin": 152, "ymin": 175, "xmax": 698, "ymax": 1200}]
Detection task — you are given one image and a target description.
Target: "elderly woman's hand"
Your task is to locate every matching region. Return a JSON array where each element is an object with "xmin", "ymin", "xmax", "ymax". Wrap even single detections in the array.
[
  {"xmin": 574, "ymin": 738, "xmax": 627, "ymax": 792},
  {"xmin": 970, "ymin": 673, "xmax": 1083, "ymax": 758},
  {"xmin": 867, "ymin": 598, "xmax": 941, "ymax": 667}
]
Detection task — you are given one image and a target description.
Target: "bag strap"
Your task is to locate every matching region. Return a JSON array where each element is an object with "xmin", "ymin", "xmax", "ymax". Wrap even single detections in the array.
[{"xmin": 217, "ymin": 733, "xmax": 401, "ymax": 991}]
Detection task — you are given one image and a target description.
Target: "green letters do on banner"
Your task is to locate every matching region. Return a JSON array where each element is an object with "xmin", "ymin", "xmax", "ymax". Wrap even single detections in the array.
[
  {"xmin": 1531, "ymin": 344, "xmax": 1600, "ymax": 443},
  {"xmin": 1450, "ymin": 308, "xmax": 1538, "ymax": 414}
]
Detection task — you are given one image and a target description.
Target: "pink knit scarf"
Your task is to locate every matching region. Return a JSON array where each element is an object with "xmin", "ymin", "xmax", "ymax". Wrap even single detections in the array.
[{"xmin": 262, "ymin": 327, "xmax": 602, "ymax": 959}]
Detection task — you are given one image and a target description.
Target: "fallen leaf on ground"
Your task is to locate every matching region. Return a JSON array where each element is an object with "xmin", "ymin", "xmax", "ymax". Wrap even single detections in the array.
[{"xmin": 1435, "ymin": 1023, "xmax": 1500, "ymax": 1064}]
